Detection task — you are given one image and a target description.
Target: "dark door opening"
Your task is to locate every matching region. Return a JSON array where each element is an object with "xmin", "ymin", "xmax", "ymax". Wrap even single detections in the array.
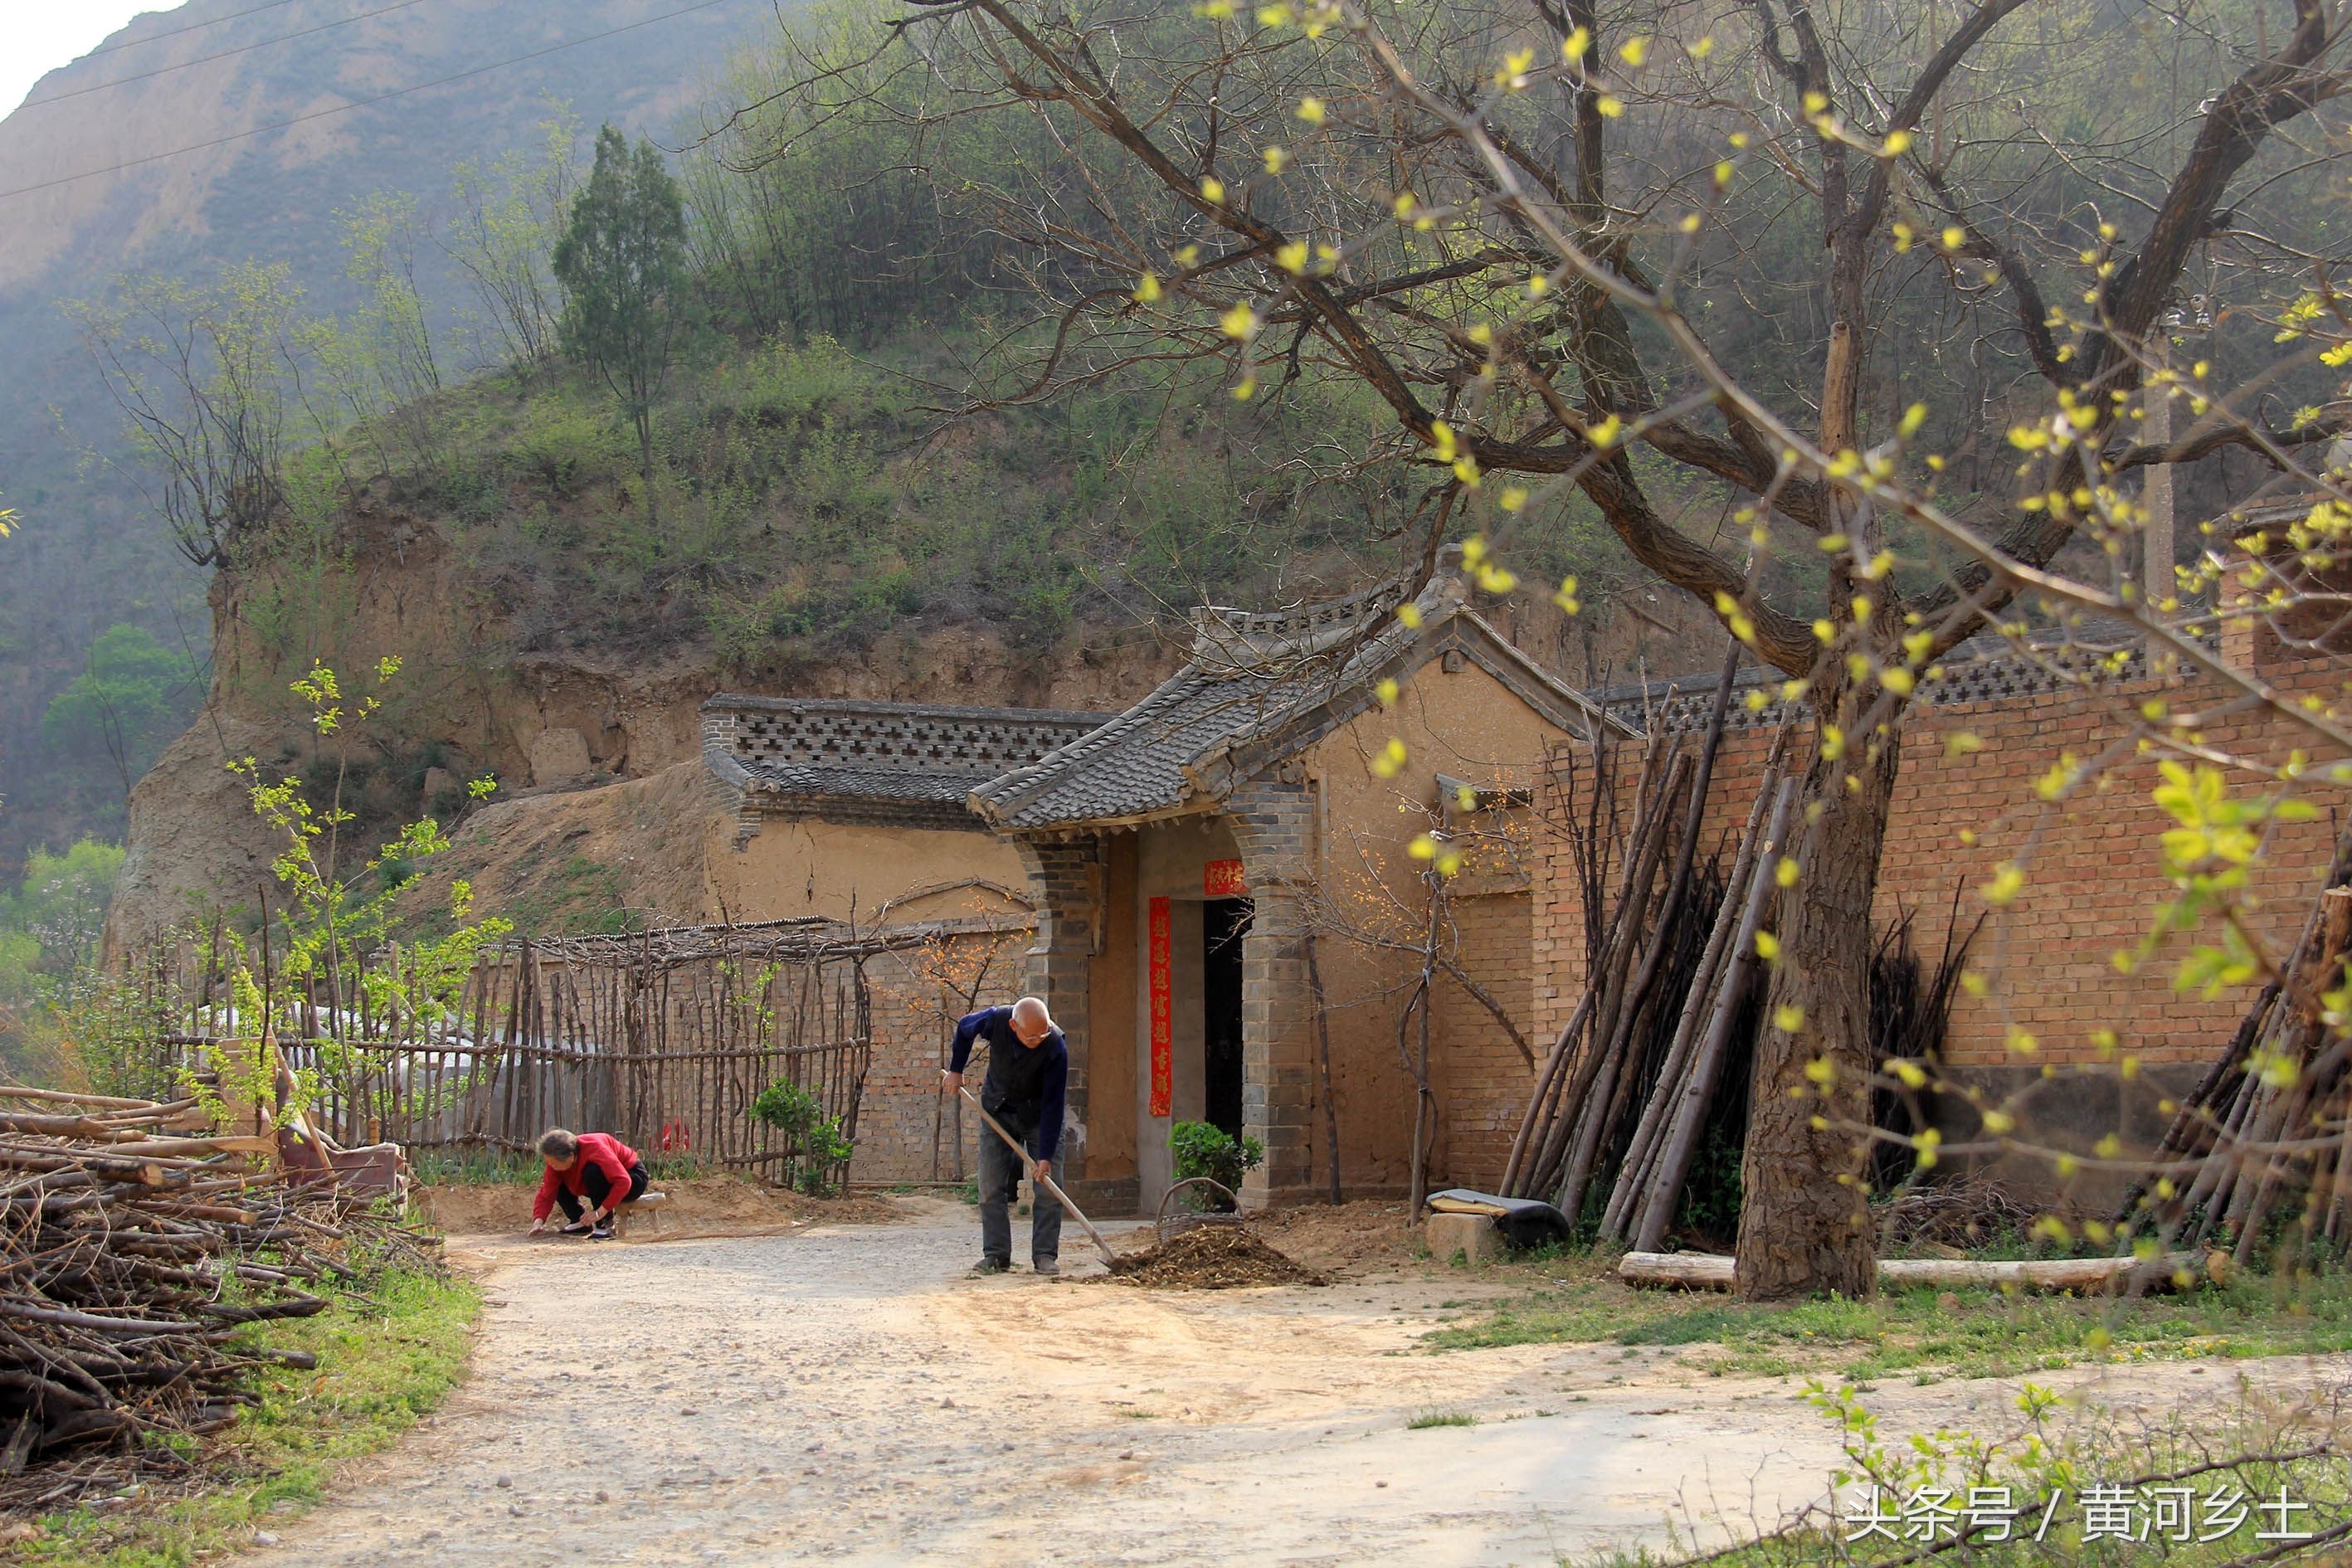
[{"xmin": 1203, "ymin": 898, "xmax": 1251, "ymax": 1140}]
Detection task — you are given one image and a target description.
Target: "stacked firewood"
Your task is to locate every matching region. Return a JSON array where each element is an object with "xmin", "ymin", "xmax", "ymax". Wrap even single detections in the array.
[
  {"xmin": 0, "ymin": 1083, "xmax": 422, "ymax": 1497},
  {"xmin": 1501, "ymin": 646, "xmax": 1803, "ymax": 1234},
  {"xmin": 2134, "ymin": 863, "xmax": 2352, "ymax": 1264}
]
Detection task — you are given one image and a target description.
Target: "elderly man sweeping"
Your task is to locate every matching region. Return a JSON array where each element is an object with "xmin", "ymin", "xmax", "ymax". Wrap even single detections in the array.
[{"xmin": 942, "ymin": 996, "xmax": 1068, "ymax": 1276}]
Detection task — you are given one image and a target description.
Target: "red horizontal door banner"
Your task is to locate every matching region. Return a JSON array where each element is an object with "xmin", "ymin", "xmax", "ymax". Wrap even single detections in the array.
[
  {"xmin": 1148, "ymin": 896, "xmax": 1173, "ymax": 1119},
  {"xmin": 1204, "ymin": 858, "xmax": 1247, "ymax": 897}
]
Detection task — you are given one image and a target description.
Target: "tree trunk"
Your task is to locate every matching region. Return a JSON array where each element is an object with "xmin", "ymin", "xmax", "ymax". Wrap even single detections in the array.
[
  {"xmin": 1733, "ymin": 682, "xmax": 1897, "ymax": 1300},
  {"xmin": 634, "ymin": 408, "xmax": 659, "ymax": 525},
  {"xmin": 1305, "ymin": 933, "xmax": 1344, "ymax": 1205}
]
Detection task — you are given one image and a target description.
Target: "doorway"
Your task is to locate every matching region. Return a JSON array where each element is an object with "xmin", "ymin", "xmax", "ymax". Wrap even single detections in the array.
[{"xmin": 1203, "ymin": 898, "xmax": 1252, "ymax": 1140}]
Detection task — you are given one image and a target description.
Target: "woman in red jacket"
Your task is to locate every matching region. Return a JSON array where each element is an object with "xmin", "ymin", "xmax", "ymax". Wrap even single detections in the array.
[{"xmin": 527, "ymin": 1128, "xmax": 649, "ymax": 1239}]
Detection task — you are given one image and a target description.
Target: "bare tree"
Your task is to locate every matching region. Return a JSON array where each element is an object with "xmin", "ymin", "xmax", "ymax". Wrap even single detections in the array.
[
  {"xmin": 70, "ymin": 264, "xmax": 309, "ymax": 572},
  {"xmin": 1301, "ymin": 782, "xmax": 1538, "ymax": 1214},
  {"xmin": 443, "ymin": 107, "xmax": 581, "ymax": 374}
]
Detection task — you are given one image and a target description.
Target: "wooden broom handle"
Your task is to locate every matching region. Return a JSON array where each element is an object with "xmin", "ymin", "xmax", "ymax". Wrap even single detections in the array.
[{"xmin": 957, "ymin": 1086, "xmax": 1115, "ymax": 1266}]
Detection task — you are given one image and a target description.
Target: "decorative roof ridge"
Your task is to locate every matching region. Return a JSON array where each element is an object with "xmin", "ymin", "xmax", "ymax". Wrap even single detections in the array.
[
  {"xmin": 1593, "ymin": 626, "xmax": 2222, "ymax": 737},
  {"xmin": 701, "ymin": 691, "xmax": 1110, "ymax": 726},
  {"xmin": 975, "ymin": 579, "xmax": 1463, "ymax": 827},
  {"xmin": 1186, "ymin": 575, "xmax": 1432, "ymax": 668},
  {"xmin": 1580, "ymin": 621, "xmax": 2156, "ymax": 713},
  {"xmin": 1192, "ymin": 604, "xmax": 1618, "ymax": 796}
]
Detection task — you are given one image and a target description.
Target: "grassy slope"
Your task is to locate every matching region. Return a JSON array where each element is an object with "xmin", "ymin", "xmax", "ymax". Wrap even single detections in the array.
[
  {"xmin": 20, "ymin": 1269, "xmax": 479, "ymax": 1568},
  {"xmin": 203, "ymin": 329, "xmax": 1447, "ymax": 909},
  {"xmin": 235, "ymin": 330, "xmax": 1410, "ymax": 702}
]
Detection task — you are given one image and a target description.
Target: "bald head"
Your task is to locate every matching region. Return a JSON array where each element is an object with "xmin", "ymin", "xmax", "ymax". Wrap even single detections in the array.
[{"xmin": 1010, "ymin": 996, "xmax": 1054, "ymax": 1047}]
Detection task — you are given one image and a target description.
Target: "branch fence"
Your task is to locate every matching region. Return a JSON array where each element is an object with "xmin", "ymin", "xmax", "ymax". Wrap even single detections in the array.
[{"xmin": 111, "ymin": 916, "xmax": 1010, "ymax": 1188}]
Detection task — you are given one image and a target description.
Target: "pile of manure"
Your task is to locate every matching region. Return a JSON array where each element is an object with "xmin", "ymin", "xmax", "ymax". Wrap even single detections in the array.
[{"xmin": 1103, "ymin": 1224, "xmax": 1332, "ymax": 1289}]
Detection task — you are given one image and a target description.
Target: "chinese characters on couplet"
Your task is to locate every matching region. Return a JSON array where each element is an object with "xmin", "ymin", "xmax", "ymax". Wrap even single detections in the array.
[{"xmin": 1842, "ymin": 1483, "xmax": 2317, "ymax": 1545}]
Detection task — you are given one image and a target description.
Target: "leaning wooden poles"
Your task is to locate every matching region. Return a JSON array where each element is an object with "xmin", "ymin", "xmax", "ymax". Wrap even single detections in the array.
[
  {"xmin": 2135, "ymin": 860, "xmax": 2352, "ymax": 1263},
  {"xmin": 1619, "ymin": 772, "xmax": 1797, "ymax": 1251},
  {"xmin": 1504, "ymin": 647, "xmax": 1802, "ymax": 1251}
]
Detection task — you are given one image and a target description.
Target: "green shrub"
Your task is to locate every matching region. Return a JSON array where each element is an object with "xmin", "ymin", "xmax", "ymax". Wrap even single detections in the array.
[
  {"xmin": 707, "ymin": 561, "xmax": 923, "ymax": 663},
  {"xmin": 507, "ymin": 397, "xmax": 630, "ymax": 493},
  {"xmin": 711, "ymin": 334, "xmax": 890, "ymax": 426},
  {"xmin": 750, "ymin": 1076, "xmax": 855, "ymax": 1195},
  {"xmin": 1169, "ymin": 1119, "xmax": 1263, "ymax": 1209}
]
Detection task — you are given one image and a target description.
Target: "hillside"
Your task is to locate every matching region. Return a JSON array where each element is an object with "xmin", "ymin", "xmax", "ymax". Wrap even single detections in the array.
[
  {"xmin": 0, "ymin": 0, "xmax": 781, "ymax": 867},
  {"xmin": 101, "ymin": 324, "xmax": 1522, "ymax": 931},
  {"xmin": 29, "ymin": 0, "xmax": 1707, "ymax": 943}
]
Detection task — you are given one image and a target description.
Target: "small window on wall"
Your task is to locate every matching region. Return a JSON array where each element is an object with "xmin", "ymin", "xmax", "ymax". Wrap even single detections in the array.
[
  {"xmin": 1435, "ymin": 772, "xmax": 1532, "ymax": 816},
  {"xmin": 1434, "ymin": 772, "xmax": 1535, "ymax": 889}
]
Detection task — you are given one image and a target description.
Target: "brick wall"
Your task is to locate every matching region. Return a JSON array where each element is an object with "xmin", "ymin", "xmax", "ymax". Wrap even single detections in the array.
[
  {"xmin": 1432, "ymin": 888, "xmax": 1536, "ymax": 1188},
  {"xmin": 1447, "ymin": 655, "xmax": 2345, "ymax": 1192},
  {"xmin": 850, "ymin": 928, "xmax": 1032, "ymax": 1185}
]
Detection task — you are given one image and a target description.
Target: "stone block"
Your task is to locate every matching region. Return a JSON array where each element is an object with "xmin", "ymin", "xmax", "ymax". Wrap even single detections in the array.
[
  {"xmin": 1425, "ymin": 1211, "xmax": 1502, "ymax": 1266},
  {"xmin": 529, "ymin": 726, "xmax": 593, "ymax": 787}
]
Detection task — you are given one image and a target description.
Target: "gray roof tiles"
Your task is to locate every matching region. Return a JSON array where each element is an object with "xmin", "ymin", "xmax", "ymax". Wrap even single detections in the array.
[
  {"xmin": 971, "ymin": 576, "xmax": 1614, "ymax": 831},
  {"xmin": 971, "ymin": 670, "xmax": 1293, "ymax": 829},
  {"xmin": 704, "ymin": 694, "xmax": 1110, "ymax": 814},
  {"xmin": 742, "ymin": 762, "xmax": 988, "ymax": 805}
]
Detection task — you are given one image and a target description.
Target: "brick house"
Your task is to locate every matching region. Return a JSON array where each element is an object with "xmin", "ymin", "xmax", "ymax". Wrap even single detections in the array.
[
  {"xmin": 697, "ymin": 529, "xmax": 2348, "ymax": 1210},
  {"xmin": 965, "ymin": 573, "xmax": 1617, "ymax": 1212},
  {"xmin": 1483, "ymin": 607, "xmax": 2347, "ymax": 1204},
  {"xmin": 698, "ymin": 572, "xmax": 1615, "ymax": 1208}
]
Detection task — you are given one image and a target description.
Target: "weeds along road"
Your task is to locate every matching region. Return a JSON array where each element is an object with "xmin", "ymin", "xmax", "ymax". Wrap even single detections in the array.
[{"xmin": 236, "ymin": 1208, "xmax": 2345, "ymax": 1567}]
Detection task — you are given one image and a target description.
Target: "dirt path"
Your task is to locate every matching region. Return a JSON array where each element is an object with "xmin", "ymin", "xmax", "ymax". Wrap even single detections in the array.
[{"xmin": 240, "ymin": 1210, "xmax": 2352, "ymax": 1567}]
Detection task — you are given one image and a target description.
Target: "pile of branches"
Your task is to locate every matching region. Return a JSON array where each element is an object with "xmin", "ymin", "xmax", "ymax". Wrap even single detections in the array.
[
  {"xmin": 0, "ymin": 1083, "xmax": 433, "ymax": 1509},
  {"xmin": 1503, "ymin": 649, "xmax": 1979, "ymax": 1249},
  {"xmin": 2132, "ymin": 856, "xmax": 2352, "ymax": 1264},
  {"xmin": 1880, "ymin": 1171, "xmax": 2040, "ymax": 1249}
]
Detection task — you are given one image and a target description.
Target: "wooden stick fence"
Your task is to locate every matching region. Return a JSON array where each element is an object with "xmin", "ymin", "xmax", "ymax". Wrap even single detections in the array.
[{"xmin": 119, "ymin": 916, "xmax": 1022, "ymax": 1188}]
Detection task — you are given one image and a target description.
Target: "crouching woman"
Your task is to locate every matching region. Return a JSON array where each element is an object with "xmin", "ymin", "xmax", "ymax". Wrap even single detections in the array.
[{"xmin": 528, "ymin": 1128, "xmax": 649, "ymax": 1239}]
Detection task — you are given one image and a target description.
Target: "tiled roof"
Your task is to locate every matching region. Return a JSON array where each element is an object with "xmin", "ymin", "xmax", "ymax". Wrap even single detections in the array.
[
  {"xmin": 971, "ymin": 575, "xmax": 1614, "ymax": 831},
  {"xmin": 968, "ymin": 670, "xmax": 1287, "ymax": 829},
  {"xmin": 742, "ymin": 762, "xmax": 985, "ymax": 806},
  {"xmin": 703, "ymin": 694, "xmax": 1109, "ymax": 817}
]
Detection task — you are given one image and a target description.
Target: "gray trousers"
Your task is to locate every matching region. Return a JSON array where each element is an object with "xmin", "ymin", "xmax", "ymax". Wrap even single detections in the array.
[{"xmin": 977, "ymin": 1114, "xmax": 1063, "ymax": 1266}]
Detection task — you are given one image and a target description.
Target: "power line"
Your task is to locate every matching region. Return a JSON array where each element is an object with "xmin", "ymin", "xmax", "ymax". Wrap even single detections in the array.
[
  {"xmin": 21, "ymin": 0, "xmax": 444, "ymax": 112},
  {"xmin": 85, "ymin": 0, "xmax": 308, "ymax": 59},
  {"xmin": 0, "ymin": 0, "xmax": 749, "ymax": 202}
]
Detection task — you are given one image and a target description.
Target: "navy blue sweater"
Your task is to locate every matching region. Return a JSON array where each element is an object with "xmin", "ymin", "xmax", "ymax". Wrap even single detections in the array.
[{"xmin": 950, "ymin": 1006, "xmax": 1069, "ymax": 1161}]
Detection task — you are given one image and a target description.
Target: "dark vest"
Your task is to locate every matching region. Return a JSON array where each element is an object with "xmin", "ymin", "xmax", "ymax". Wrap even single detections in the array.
[{"xmin": 977, "ymin": 1010, "xmax": 1066, "ymax": 1128}]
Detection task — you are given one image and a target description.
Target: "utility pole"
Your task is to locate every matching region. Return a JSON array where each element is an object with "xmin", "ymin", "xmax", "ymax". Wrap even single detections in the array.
[
  {"xmin": 2143, "ymin": 320, "xmax": 2178, "ymax": 616},
  {"xmin": 2143, "ymin": 295, "xmax": 2210, "ymax": 678}
]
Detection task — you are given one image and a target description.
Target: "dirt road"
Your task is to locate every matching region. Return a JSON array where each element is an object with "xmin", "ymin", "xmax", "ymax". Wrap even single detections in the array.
[{"xmin": 239, "ymin": 1207, "xmax": 2349, "ymax": 1567}]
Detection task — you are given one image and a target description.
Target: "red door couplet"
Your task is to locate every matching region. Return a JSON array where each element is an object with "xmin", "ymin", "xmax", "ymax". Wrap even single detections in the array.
[{"xmin": 1148, "ymin": 896, "xmax": 1173, "ymax": 1118}]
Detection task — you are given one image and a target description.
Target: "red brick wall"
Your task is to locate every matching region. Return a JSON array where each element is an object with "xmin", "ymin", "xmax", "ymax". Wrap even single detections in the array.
[
  {"xmin": 853, "ymin": 928, "xmax": 1032, "ymax": 1185},
  {"xmin": 1448, "ymin": 656, "xmax": 2345, "ymax": 1189},
  {"xmin": 1433, "ymin": 888, "xmax": 1536, "ymax": 1188}
]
